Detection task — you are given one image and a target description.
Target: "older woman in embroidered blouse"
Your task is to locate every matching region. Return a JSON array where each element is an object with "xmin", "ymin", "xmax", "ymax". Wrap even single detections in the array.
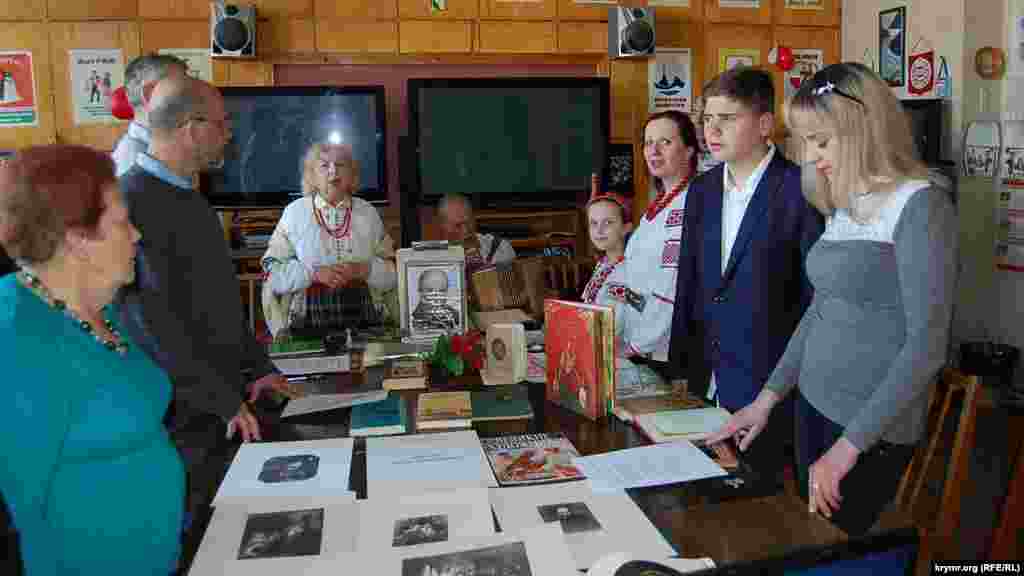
[{"xmin": 261, "ymin": 142, "xmax": 397, "ymax": 336}]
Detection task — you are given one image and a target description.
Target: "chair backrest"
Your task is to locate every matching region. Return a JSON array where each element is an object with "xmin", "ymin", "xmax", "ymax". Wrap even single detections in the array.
[{"xmin": 543, "ymin": 256, "xmax": 594, "ymax": 301}]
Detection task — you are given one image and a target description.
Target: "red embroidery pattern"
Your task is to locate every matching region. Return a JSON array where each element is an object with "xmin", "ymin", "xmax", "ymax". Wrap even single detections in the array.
[
  {"xmin": 582, "ymin": 257, "xmax": 622, "ymax": 304},
  {"xmin": 607, "ymin": 283, "xmax": 628, "ymax": 303},
  {"xmin": 665, "ymin": 208, "xmax": 685, "ymax": 228},
  {"xmin": 645, "ymin": 176, "xmax": 689, "ymax": 221},
  {"xmin": 661, "ymin": 239, "xmax": 681, "ymax": 268}
]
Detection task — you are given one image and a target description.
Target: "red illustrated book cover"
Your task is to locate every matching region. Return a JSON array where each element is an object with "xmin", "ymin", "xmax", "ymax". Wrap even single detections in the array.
[{"xmin": 544, "ymin": 299, "xmax": 609, "ymax": 420}]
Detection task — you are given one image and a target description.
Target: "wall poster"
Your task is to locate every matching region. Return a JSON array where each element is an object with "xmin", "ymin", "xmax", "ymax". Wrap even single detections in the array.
[
  {"xmin": 879, "ymin": 6, "xmax": 906, "ymax": 87},
  {"xmin": 649, "ymin": 48, "xmax": 692, "ymax": 113},
  {"xmin": 0, "ymin": 51, "xmax": 38, "ymax": 127},
  {"xmin": 69, "ymin": 49, "xmax": 124, "ymax": 126}
]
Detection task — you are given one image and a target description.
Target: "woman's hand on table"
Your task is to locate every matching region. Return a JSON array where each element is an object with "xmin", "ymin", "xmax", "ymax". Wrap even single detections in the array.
[{"xmin": 705, "ymin": 389, "xmax": 780, "ymax": 452}]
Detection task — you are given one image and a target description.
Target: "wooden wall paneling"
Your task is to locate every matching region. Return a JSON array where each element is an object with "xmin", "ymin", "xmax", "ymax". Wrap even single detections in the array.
[
  {"xmin": 702, "ymin": 23, "xmax": 771, "ymax": 85},
  {"xmin": 0, "ymin": 0, "xmax": 45, "ymax": 20},
  {"xmin": 558, "ymin": 22, "xmax": 607, "ymax": 54},
  {"xmin": 557, "ymin": 0, "xmax": 608, "ymax": 22},
  {"xmin": 263, "ymin": 18, "xmax": 316, "ymax": 54},
  {"xmin": 0, "ymin": 22, "xmax": 56, "ymax": 149},
  {"xmin": 610, "ymin": 58, "xmax": 646, "ymax": 142},
  {"xmin": 49, "ymin": 21, "xmax": 139, "ymax": 149},
  {"xmin": 772, "ymin": 25, "xmax": 839, "ymax": 123},
  {"xmin": 47, "ymin": 0, "xmax": 137, "ymax": 20},
  {"xmin": 650, "ymin": 0, "xmax": 703, "ymax": 24},
  {"xmin": 138, "ymin": 0, "xmax": 207, "ymax": 20},
  {"xmin": 480, "ymin": 0, "xmax": 555, "ymax": 21},
  {"xmin": 212, "ymin": 60, "xmax": 229, "ymax": 85},
  {"xmin": 315, "ymin": 0, "xmax": 398, "ymax": 19},
  {"xmin": 140, "ymin": 20, "xmax": 209, "ymax": 54},
  {"xmin": 224, "ymin": 60, "xmax": 273, "ymax": 85},
  {"xmin": 316, "ymin": 20, "xmax": 399, "ymax": 53},
  {"xmin": 477, "ymin": 21, "xmax": 556, "ymax": 53},
  {"xmin": 704, "ymin": 0, "xmax": 771, "ymax": 25},
  {"xmin": 255, "ymin": 0, "xmax": 314, "ymax": 19},
  {"xmin": 772, "ymin": 0, "xmax": 839, "ymax": 28},
  {"xmin": 400, "ymin": 21, "xmax": 473, "ymax": 54},
  {"xmin": 398, "ymin": 0, "xmax": 478, "ymax": 19}
]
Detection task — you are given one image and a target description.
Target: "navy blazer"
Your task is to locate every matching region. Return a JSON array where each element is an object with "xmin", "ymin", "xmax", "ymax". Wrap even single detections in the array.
[{"xmin": 669, "ymin": 152, "xmax": 824, "ymax": 411}]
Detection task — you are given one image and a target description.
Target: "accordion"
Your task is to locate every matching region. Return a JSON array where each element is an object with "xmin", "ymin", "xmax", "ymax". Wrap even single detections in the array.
[
  {"xmin": 288, "ymin": 283, "xmax": 382, "ymax": 338},
  {"xmin": 470, "ymin": 257, "xmax": 546, "ymax": 318}
]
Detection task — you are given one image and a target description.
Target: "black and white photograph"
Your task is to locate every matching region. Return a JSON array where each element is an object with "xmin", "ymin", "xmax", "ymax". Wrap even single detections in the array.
[
  {"xmin": 406, "ymin": 263, "xmax": 465, "ymax": 338},
  {"xmin": 401, "ymin": 542, "xmax": 533, "ymax": 576},
  {"xmin": 536, "ymin": 502, "xmax": 602, "ymax": 535},
  {"xmin": 1005, "ymin": 147, "xmax": 1024, "ymax": 180},
  {"xmin": 237, "ymin": 508, "xmax": 324, "ymax": 560},
  {"xmin": 257, "ymin": 454, "xmax": 320, "ymax": 484},
  {"xmin": 605, "ymin": 143, "xmax": 634, "ymax": 196},
  {"xmin": 879, "ymin": 6, "xmax": 906, "ymax": 87},
  {"xmin": 966, "ymin": 145, "xmax": 998, "ymax": 178},
  {"xmin": 392, "ymin": 514, "xmax": 450, "ymax": 547}
]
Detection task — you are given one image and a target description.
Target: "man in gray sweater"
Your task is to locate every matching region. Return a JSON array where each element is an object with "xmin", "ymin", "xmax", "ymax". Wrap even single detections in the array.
[{"xmin": 117, "ymin": 76, "xmax": 291, "ymax": 537}]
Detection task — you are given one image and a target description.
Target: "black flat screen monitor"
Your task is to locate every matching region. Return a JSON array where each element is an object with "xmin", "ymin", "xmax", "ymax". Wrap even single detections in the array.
[
  {"xmin": 407, "ymin": 77, "xmax": 609, "ymax": 209},
  {"xmin": 201, "ymin": 86, "xmax": 387, "ymax": 207}
]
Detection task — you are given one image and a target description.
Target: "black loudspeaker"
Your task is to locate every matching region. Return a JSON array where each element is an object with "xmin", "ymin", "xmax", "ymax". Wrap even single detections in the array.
[
  {"xmin": 398, "ymin": 135, "xmax": 422, "ymax": 248},
  {"xmin": 609, "ymin": 6, "xmax": 656, "ymax": 59},
  {"xmin": 211, "ymin": 1, "xmax": 256, "ymax": 59}
]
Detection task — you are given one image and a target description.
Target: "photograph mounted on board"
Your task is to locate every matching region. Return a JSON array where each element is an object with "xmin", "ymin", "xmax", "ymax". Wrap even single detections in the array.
[
  {"xmin": 258, "ymin": 454, "xmax": 320, "ymax": 484},
  {"xmin": 398, "ymin": 245, "xmax": 467, "ymax": 343},
  {"xmin": 537, "ymin": 502, "xmax": 603, "ymax": 534},
  {"xmin": 879, "ymin": 6, "xmax": 906, "ymax": 87},
  {"xmin": 237, "ymin": 508, "xmax": 324, "ymax": 560},
  {"xmin": 401, "ymin": 542, "xmax": 533, "ymax": 576},
  {"xmin": 393, "ymin": 514, "xmax": 450, "ymax": 547}
]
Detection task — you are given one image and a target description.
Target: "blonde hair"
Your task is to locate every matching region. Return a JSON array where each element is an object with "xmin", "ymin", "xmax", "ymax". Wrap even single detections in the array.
[
  {"xmin": 300, "ymin": 142, "xmax": 359, "ymax": 197},
  {"xmin": 785, "ymin": 62, "xmax": 929, "ymax": 222}
]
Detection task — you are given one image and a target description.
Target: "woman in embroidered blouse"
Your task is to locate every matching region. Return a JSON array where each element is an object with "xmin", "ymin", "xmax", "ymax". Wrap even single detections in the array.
[
  {"xmin": 708, "ymin": 63, "xmax": 957, "ymax": 535},
  {"xmin": 262, "ymin": 142, "xmax": 397, "ymax": 336},
  {"xmin": 0, "ymin": 145, "xmax": 184, "ymax": 574},
  {"xmin": 623, "ymin": 110, "xmax": 699, "ymax": 363}
]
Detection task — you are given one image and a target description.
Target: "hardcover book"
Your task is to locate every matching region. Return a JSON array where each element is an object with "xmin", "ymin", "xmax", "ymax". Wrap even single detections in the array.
[
  {"xmin": 481, "ymin": 323, "xmax": 527, "ymax": 386},
  {"xmin": 544, "ymin": 299, "xmax": 615, "ymax": 420},
  {"xmin": 350, "ymin": 394, "xmax": 407, "ymax": 437},
  {"xmin": 416, "ymin": 391, "xmax": 473, "ymax": 430},
  {"xmin": 480, "ymin": 432, "xmax": 584, "ymax": 486},
  {"xmin": 381, "ymin": 358, "xmax": 428, "ymax": 391},
  {"xmin": 470, "ymin": 385, "xmax": 533, "ymax": 422}
]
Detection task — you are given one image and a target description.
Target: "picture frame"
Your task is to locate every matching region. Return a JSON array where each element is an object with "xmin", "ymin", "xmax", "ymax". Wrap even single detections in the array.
[
  {"xmin": 397, "ymin": 244, "xmax": 467, "ymax": 344},
  {"xmin": 604, "ymin": 142, "xmax": 634, "ymax": 196},
  {"xmin": 879, "ymin": 6, "xmax": 906, "ymax": 87}
]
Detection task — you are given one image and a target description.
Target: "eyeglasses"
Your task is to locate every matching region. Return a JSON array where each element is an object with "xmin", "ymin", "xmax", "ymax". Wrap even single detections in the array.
[
  {"xmin": 317, "ymin": 161, "xmax": 351, "ymax": 175},
  {"xmin": 700, "ymin": 113, "xmax": 748, "ymax": 131}
]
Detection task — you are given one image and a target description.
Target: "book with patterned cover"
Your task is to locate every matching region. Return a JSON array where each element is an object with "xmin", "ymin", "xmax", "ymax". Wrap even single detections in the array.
[
  {"xmin": 416, "ymin": 391, "xmax": 473, "ymax": 430},
  {"xmin": 543, "ymin": 299, "xmax": 613, "ymax": 420},
  {"xmin": 480, "ymin": 432, "xmax": 584, "ymax": 486}
]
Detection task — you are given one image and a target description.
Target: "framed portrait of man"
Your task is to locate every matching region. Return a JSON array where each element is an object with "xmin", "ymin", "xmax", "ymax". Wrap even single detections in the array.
[{"xmin": 397, "ymin": 244, "xmax": 467, "ymax": 343}]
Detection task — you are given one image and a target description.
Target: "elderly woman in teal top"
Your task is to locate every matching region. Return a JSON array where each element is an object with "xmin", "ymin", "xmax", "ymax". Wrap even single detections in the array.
[{"xmin": 0, "ymin": 145, "xmax": 183, "ymax": 574}]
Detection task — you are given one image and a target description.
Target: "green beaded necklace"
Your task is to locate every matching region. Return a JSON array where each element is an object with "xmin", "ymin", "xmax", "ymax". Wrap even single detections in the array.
[{"xmin": 17, "ymin": 269, "xmax": 129, "ymax": 356}]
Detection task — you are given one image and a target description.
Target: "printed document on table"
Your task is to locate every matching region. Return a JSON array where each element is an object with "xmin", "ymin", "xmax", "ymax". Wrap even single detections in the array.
[
  {"xmin": 366, "ymin": 430, "xmax": 498, "ymax": 496},
  {"xmin": 214, "ymin": 438, "xmax": 356, "ymax": 505},
  {"xmin": 575, "ymin": 441, "xmax": 726, "ymax": 493}
]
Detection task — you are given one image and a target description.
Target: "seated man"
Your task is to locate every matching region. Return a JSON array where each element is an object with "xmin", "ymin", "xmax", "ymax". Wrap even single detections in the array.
[{"xmin": 436, "ymin": 193, "xmax": 515, "ymax": 272}]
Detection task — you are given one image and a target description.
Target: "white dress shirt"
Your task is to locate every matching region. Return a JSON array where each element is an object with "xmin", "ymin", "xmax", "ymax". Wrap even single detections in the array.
[{"xmin": 708, "ymin": 145, "xmax": 776, "ymax": 402}]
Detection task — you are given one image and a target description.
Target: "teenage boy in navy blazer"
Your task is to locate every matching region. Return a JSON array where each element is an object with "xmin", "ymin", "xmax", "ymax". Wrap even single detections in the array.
[{"xmin": 669, "ymin": 68, "xmax": 824, "ymax": 481}]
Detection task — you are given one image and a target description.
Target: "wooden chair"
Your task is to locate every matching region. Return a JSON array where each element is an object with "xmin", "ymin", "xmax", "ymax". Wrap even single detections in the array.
[
  {"xmin": 238, "ymin": 273, "xmax": 264, "ymax": 336},
  {"xmin": 543, "ymin": 255, "xmax": 594, "ymax": 300},
  {"xmin": 892, "ymin": 367, "xmax": 985, "ymax": 563}
]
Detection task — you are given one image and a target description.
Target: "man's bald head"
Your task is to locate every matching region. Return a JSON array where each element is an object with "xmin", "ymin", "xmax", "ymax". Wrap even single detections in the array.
[{"xmin": 147, "ymin": 75, "xmax": 208, "ymax": 137}]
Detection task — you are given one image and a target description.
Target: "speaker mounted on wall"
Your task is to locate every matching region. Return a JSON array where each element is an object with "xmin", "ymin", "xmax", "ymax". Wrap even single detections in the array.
[
  {"xmin": 211, "ymin": 1, "xmax": 256, "ymax": 59},
  {"xmin": 609, "ymin": 6, "xmax": 656, "ymax": 59}
]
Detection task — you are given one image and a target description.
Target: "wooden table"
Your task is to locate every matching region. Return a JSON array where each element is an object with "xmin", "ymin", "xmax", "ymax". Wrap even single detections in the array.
[{"xmin": 185, "ymin": 367, "xmax": 910, "ymax": 572}]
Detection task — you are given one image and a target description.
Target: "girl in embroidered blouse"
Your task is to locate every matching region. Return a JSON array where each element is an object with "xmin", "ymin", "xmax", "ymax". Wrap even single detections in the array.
[
  {"xmin": 261, "ymin": 142, "xmax": 397, "ymax": 337},
  {"xmin": 582, "ymin": 180, "xmax": 665, "ymax": 399}
]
